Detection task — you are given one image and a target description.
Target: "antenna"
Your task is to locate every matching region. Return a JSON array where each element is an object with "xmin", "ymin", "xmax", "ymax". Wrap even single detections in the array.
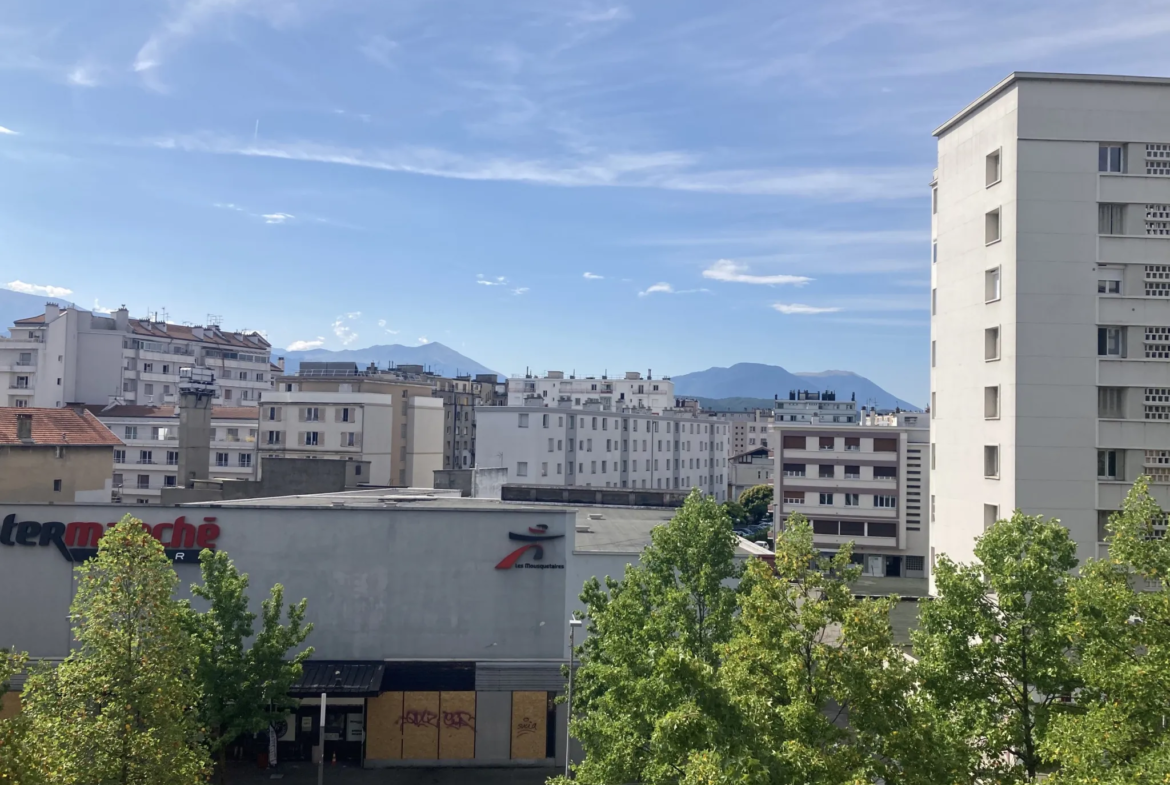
[{"xmin": 206, "ymin": 314, "xmax": 222, "ymax": 328}]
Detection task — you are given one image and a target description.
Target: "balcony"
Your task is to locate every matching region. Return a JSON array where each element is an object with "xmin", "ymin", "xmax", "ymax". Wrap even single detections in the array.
[
  {"xmin": 1099, "ymin": 358, "xmax": 1170, "ymax": 388},
  {"xmin": 1099, "ymin": 297, "xmax": 1170, "ymax": 325},
  {"xmin": 1099, "ymin": 173, "xmax": 1170, "ymax": 206},
  {"xmin": 781, "ymin": 448, "xmax": 897, "ymax": 463}
]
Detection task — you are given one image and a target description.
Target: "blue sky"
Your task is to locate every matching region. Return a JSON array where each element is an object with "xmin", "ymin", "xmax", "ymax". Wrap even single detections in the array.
[{"xmin": 3, "ymin": 1, "xmax": 1169, "ymax": 407}]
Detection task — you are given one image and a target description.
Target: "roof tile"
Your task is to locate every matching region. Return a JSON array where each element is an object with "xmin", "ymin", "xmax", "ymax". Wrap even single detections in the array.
[{"xmin": 0, "ymin": 407, "xmax": 123, "ymax": 446}]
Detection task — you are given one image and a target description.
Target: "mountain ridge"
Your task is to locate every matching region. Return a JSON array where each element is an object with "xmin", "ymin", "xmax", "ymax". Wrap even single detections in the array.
[
  {"xmin": 672, "ymin": 362, "xmax": 918, "ymax": 411},
  {"xmin": 278, "ymin": 341, "xmax": 499, "ymax": 378}
]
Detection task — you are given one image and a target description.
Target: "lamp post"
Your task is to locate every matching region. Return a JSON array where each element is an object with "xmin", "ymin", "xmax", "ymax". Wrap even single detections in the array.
[{"xmin": 566, "ymin": 617, "xmax": 583, "ymax": 780}]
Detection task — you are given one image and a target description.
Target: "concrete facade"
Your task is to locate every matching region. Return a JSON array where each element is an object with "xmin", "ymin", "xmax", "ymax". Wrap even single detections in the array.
[
  {"xmin": 930, "ymin": 72, "xmax": 1170, "ymax": 584},
  {"xmin": 0, "ymin": 445, "xmax": 115, "ymax": 503},
  {"xmin": 729, "ymin": 447, "xmax": 773, "ymax": 502},
  {"xmin": 507, "ymin": 371, "xmax": 674, "ymax": 412}
]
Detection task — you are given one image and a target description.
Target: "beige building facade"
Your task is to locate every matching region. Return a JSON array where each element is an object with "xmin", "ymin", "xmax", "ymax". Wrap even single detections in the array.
[{"xmin": 0, "ymin": 407, "xmax": 121, "ymax": 503}]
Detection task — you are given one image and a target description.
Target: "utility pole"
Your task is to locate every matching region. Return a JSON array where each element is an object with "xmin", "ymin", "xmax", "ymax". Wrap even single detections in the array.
[{"xmin": 317, "ymin": 693, "xmax": 326, "ymax": 785}]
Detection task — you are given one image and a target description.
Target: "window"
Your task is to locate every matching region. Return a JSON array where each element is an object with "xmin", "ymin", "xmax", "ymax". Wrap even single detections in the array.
[
  {"xmin": 340, "ymin": 407, "xmax": 353, "ymax": 423},
  {"xmin": 819, "ymin": 436, "xmax": 834, "ymax": 450},
  {"xmin": 931, "ymin": 185, "xmax": 938, "ymax": 214},
  {"xmin": 53, "ymin": 479, "xmax": 62, "ymax": 492},
  {"xmin": 932, "ymin": 240, "xmax": 938, "ymax": 264},
  {"xmin": 304, "ymin": 432, "xmax": 319, "ymax": 446},
  {"xmin": 1099, "ymin": 144, "xmax": 1123, "ymax": 173},
  {"xmin": 166, "ymin": 451, "xmax": 178, "ymax": 465},
  {"xmin": 591, "ymin": 461, "xmax": 597, "ymax": 474},
  {"xmin": 931, "ymin": 494, "xmax": 936, "ymax": 523},
  {"xmin": 267, "ymin": 431, "xmax": 282, "ymax": 445},
  {"xmin": 985, "ymin": 208, "xmax": 1001, "ymax": 244},
  {"xmin": 542, "ymin": 413, "xmax": 549, "ymax": 427},
  {"xmin": 783, "ymin": 491, "xmax": 805, "ymax": 504},
  {"xmin": 844, "ymin": 465, "xmax": 860, "ymax": 479},
  {"xmin": 985, "ymin": 326, "xmax": 1001, "ymax": 361},
  {"xmin": 540, "ymin": 462, "xmax": 548, "ymax": 477},
  {"xmin": 984, "ymin": 504, "xmax": 999, "ymax": 530},
  {"xmin": 873, "ymin": 438, "xmax": 897, "ymax": 452},
  {"xmin": 517, "ymin": 462, "xmax": 528, "ymax": 477},
  {"xmin": 143, "ymin": 383, "xmax": 154, "ymax": 396},
  {"xmin": 931, "ymin": 340, "xmax": 936, "ymax": 368},
  {"xmin": 138, "ymin": 450, "xmax": 153, "ymax": 464},
  {"xmin": 844, "ymin": 437, "xmax": 860, "ymax": 451},
  {"xmin": 1098, "ymin": 279, "xmax": 1121, "ymax": 294},
  {"xmin": 1097, "ymin": 449, "xmax": 1123, "ymax": 480},
  {"xmin": 819, "ymin": 493, "xmax": 833, "ymax": 506},
  {"xmin": 986, "ymin": 148, "xmax": 1002, "ymax": 186},
  {"xmin": 223, "ymin": 389, "xmax": 232, "ymax": 400},
  {"xmin": 114, "ymin": 449, "xmax": 126, "ymax": 464},
  {"xmin": 874, "ymin": 495, "xmax": 897, "ymax": 509},
  {"xmin": 124, "ymin": 426, "xmax": 138, "ymax": 440},
  {"xmin": 518, "ymin": 413, "xmax": 529, "ymax": 428},
  {"xmin": 985, "ymin": 267, "xmax": 1001, "ymax": 302},
  {"xmin": 238, "ymin": 453, "xmax": 252, "ymax": 468},
  {"xmin": 303, "ymin": 407, "xmax": 319, "ymax": 422},
  {"xmin": 267, "ymin": 406, "xmax": 280, "ymax": 421},
  {"xmin": 985, "ymin": 385, "xmax": 1000, "ymax": 419},
  {"xmin": 1099, "ymin": 387, "xmax": 1125, "ymax": 418},
  {"xmin": 137, "ymin": 475, "xmax": 150, "ymax": 489},
  {"xmin": 215, "ymin": 452, "xmax": 229, "ymax": 466},
  {"xmin": 783, "ymin": 435, "xmax": 806, "ymax": 449},
  {"xmin": 984, "ymin": 445, "xmax": 1000, "ymax": 478},
  {"xmin": 931, "ymin": 288, "xmax": 937, "ymax": 315},
  {"xmin": 819, "ymin": 464, "xmax": 835, "ymax": 478},
  {"xmin": 844, "ymin": 493, "xmax": 859, "ymax": 506},
  {"xmin": 143, "ymin": 362, "xmax": 153, "ymax": 373},
  {"xmin": 873, "ymin": 466, "xmax": 897, "ymax": 479},
  {"xmin": 1098, "ymin": 326, "xmax": 1126, "ymax": 357},
  {"xmin": 113, "ymin": 473, "xmax": 123, "ymax": 488},
  {"xmin": 1099, "ymin": 203, "xmax": 1124, "ymax": 235}
]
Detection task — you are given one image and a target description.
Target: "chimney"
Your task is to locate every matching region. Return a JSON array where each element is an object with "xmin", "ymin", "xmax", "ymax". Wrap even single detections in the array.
[
  {"xmin": 114, "ymin": 306, "xmax": 129, "ymax": 331},
  {"xmin": 44, "ymin": 302, "xmax": 61, "ymax": 322},
  {"xmin": 277, "ymin": 357, "xmax": 285, "ymax": 371},
  {"xmin": 16, "ymin": 413, "xmax": 32, "ymax": 441}
]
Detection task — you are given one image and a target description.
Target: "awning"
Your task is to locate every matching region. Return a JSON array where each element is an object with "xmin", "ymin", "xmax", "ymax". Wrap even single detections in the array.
[{"xmin": 290, "ymin": 661, "xmax": 386, "ymax": 697}]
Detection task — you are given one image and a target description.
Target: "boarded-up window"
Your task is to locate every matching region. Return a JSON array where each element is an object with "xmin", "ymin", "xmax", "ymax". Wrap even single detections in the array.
[
  {"xmin": 510, "ymin": 691, "xmax": 548, "ymax": 760},
  {"xmin": 840, "ymin": 521, "xmax": 866, "ymax": 536},
  {"xmin": 366, "ymin": 692, "xmax": 404, "ymax": 761},
  {"xmin": 783, "ymin": 435, "xmax": 807, "ymax": 449},
  {"xmin": 873, "ymin": 438, "xmax": 898, "ymax": 452},
  {"xmin": 401, "ymin": 691, "xmax": 440, "ymax": 759},
  {"xmin": 438, "ymin": 692, "xmax": 475, "ymax": 760}
]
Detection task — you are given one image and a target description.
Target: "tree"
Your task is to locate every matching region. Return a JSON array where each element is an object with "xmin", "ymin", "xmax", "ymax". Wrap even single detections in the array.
[
  {"xmin": 21, "ymin": 515, "xmax": 210, "ymax": 785},
  {"xmin": 722, "ymin": 500, "xmax": 750, "ymax": 529},
  {"xmin": 708, "ymin": 514, "xmax": 962, "ymax": 785},
  {"xmin": 186, "ymin": 549, "xmax": 313, "ymax": 784},
  {"xmin": 0, "ymin": 649, "xmax": 40, "ymax": 785},
  {"xmin": 1045, "ymin": 477, "xmax": 1170, "ymax": 784},
  {"xmin": 555, "ymin": 490, "xmax": 740, "ymax": 785},
  {"xmin": 738, "ymin": 484, "xmax": 772, "ymax": 525},
  {"xmin": 913, "ymin": 510, "xmax": 1079, "ymax": 783}
]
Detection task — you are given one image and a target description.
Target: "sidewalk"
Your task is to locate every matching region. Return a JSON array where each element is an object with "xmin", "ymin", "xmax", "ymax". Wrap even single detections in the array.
[{"xmin": 228, "ymin": 761, "xmax": 558, "ymax": 784}]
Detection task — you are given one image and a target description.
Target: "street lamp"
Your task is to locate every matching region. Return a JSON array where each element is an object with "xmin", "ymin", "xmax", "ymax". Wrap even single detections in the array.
[{"xmin": 566, "ymin": 617, "xmax": 584, "ymax": 780}]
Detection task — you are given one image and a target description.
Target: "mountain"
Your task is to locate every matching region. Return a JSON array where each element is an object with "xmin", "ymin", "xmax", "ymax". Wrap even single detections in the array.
[
  {"xmin": 0, "ymin": 288, "xmax": 76, "ymax": 336},
  {"xmin": 672, "ymin": 363, "xmax": 918, "ymax": 411},
  {"xmin": 278, "ymin": 342, "xmax": 499, "ymax": 379}
]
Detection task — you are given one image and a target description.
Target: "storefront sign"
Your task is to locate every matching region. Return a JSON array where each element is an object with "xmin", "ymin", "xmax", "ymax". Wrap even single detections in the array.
[
  {"xmin": 0, "ymin": 513, "xmax": 220, "ymax": 563},
  {"xmin": 495, "ymin": 524, "xmax": 565, "ymax": 570}
]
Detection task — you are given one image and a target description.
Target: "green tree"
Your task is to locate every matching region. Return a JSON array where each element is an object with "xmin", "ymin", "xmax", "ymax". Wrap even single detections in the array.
[
  {"xmin": 187, "ymin": 549, "xmax": 313, "ymax": 784},
  {"xmin": 1046, "ymin": 477, "xmax": 1170, "ymax": 784},
  {"xmin": 0, "ymin": 649, "xmax": 40, "ymax": 785},
  {"xmin": 21, "ymin": 515, "xmax": 210, "ymax": 785},
  {"xmin": 555, "ymin": 490, "xmax": 740, "ymax": 785},
  {"xmin": 737, "ymin": 484, "xmax": 772, "ymax": 525},
  {"xmin": 721, "ymin": 501, "xmax": 749, "ymax": 529},
  {"xmin": 914, "ymin": 510, "xmax": 1079, "ymax": 783},
  {"xmin": 709, "ymin": 514, "xmax": 962, "ymax": 785}
]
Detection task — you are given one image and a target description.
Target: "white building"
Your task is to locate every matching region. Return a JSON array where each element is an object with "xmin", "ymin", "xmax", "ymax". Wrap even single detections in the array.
[
  {"xmin": 506, "ymin": 371, "xmax": 675, "ymax": 412},
  {"xmin": 772, "ymin": 391, "xmax": 859, "ymax": 424},
  {"xmin": 774, "ymin": 424, "xmax": 929, "ymax": 579},
  {"xmin": 0, "ymin": 304, "xmax": 275, "ymax": 409},
  {"xmin": 729, "ymin": 447, "xmax": 773, "ymax": 502},
  {"xmin": 259, "ymin": 390, "xmax": 443, "ymax": 487},
  {"xmin": 930, "ymin": 71, "xmax": 1170, "ymax": 582},
  {"xmin": 476, "ymin": 404, "xmax": 730, "ymax": 501},
  {"xmin": 89, "ymin": 405, "xmax": 260, "ymax": 505}
]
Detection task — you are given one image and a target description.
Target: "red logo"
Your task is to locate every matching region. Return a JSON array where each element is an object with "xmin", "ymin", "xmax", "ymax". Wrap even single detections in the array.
[{"xmin": 495, "ymin": 524, "xmax": 564, "ymax": 570}]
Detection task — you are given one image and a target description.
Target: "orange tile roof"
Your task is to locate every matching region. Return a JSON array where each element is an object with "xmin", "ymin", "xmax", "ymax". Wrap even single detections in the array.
[
  {"xmin": 84, "ymin": 405, "xmax": 260, "ymax": 421},
  {"xmin": 13, "ymin": 314, "xmax": 45, "ymax": 324},
  {"xmin": 0, "ymin": 407, "xmax": 123, "ymax": 446}
]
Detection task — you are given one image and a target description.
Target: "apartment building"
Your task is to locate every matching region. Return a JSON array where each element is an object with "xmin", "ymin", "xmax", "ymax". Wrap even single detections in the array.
[
  {"xmin": 88, "ymin": 405, "xmax": 260, "ymax": 504},
  {"xmin": 930, "ymin": 72, "xmax": 1170, "ymax": 580},
  {"xmin": 428, "ymin": 370, "xmax": 506, "ymax": 471},
  {"xmin": 0, "ymin": 407, "xmax": 121, "ymax": 502},
  {"xmin": 476, "ymin": 404, "xmax": 730, "ymax": 501},
  {"xmin": 774, "ymin": 424, "xmax": 929, "ymax": 579},
  {"xmin": 268, "ymin": 365, "xmax": 443, "ymax": 486},
  {"xmin": 772, "ymin": 390, "xmax": 859, "ymax": 424},
  {"xmin": 726, "ymin": 410, "xmax": 774, "ymax": 455},
  {"xmin": 729, "ymin": 446, "xmax": 773, "ymax": 502},
  {"xmin": 507, "ymin": 371, "xmax": 675, "ymax": 412},
  {"xmin": 0, "ymin": 304, "xmax": 275, "ymax": 408}
]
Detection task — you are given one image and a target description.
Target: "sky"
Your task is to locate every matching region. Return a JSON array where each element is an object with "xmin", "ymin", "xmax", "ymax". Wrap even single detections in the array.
[{"xmin": 4, "ymin": 2, "xmax": 1170, "ymax": 407}]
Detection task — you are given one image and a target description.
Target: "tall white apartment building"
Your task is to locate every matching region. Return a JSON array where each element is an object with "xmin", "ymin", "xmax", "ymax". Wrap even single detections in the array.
[
  {"xmin": 930, "ymin": 72, "xmax": 1170, "ymax": 580},
  {"xmin": 507, "ymin": 371, "xmax": 675, "ymax": 412},
  {"xmin": 476, "ymin": 405, "xmax": 730, "ymax": 501},
  {"xmin": 0, "ymin": 304, "xmax": 275, "ymax": 409},
  {"xmin": 89, "ymin": 405, "xmax": 260, "ymax": 505}
]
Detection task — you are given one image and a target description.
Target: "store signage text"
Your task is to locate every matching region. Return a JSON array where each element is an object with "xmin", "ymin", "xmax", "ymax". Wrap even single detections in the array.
[
  {"xmin": 495, "ymin": 524, "xmax": 565, "ymax": 570},
  {"xmin": 0, "ymin": 513, "xmax": 220, "ymax": 563}
]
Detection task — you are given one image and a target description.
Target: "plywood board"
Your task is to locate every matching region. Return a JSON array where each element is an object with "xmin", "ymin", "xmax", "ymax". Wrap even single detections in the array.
[
  {"xmin": 510, "ymin": 691, "xmax": 547, "ymax": 760},
  {"xmin": 401, "ymin": 691, "xmax": 440, "ymax": 760},
  {"xmin": 438, "ymin": 691, "xmax": 476, "ymax": 760},
  {"xmin": 365, "ymin": 691, "xmax": 402, "ymax": 761}
]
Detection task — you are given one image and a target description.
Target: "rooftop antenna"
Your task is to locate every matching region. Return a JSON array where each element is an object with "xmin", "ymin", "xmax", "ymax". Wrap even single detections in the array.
[
  {"xmin": 158, "ymin": 308, "xmax": 169, "ymax": 323},
  {"xmin": 206, "ymin": 314, "xmax": 222, "ymax": 329}
]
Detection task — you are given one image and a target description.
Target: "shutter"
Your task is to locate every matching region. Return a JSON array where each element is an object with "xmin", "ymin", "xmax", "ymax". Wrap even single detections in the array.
[
  {"xmin": 298, "ymin": 408, "xmax": 306, "ymax": 422},
  {"xmin": 335, "ymin": 408, "xmax": 342, "ymax": 423},
  {"xmin": 276, "ymin": 407, "xmax": 282, "ymax": 422},
  {"xmin": 340, "ymin": 433, "xmax": 347, "ymax": 447},
  {"xmin": 298, "ymin": 432, "xmax": 305, "ymax": 446},
  {"xmin": 475, "ymin": 662, "xmax": 566, "ymax": 691},
  {"xmin": 355, "ymin": 432, "xmax": 362, "ymax": 448},
  {"xmin": 1097, "ymin": 327, "xmax": 1107, "ymax": 356}
]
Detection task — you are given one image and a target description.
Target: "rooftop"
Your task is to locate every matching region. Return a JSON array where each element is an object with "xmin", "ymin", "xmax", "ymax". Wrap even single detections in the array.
[
  {"xmin": 14, "ymin": 306, "xmax": 269, "ymax": 351},
  {"xmin": 0, "ymin": 407, "xmax": 123, "ymax": 446},
  {"xmin": 85, "ymin": 404, "xmax": 260, "ymax": 420}
]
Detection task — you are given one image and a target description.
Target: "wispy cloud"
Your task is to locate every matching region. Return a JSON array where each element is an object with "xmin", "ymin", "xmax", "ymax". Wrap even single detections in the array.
[
  {"xmin": 346, "ymin": 311, "xmax": 361, "ymax": 319},
  {"xmin": 583, "ymin": 272, "xmax": 603, "ymax": 280},
  {"xmin": 91, "ymin": 299, "xmax": 114, "ymax": 314},
  {"xmin": 0, "ymin": 126, "xmax": 19, "ymax": 136},
  {"xmin": 702, "ymin": 259, "xmax": 810, "ymax": 286},
  {"xmin": 150, "ymin": 134, "xmax": 924, "ymax": 200},
  {"xmin": 418, "ymin": 336, "xmax": 430, "ymax": 344},
  {"xmin": 637, "ymin": 282, "xmax": 709, "ymax": 298},
  {"xmin": 570, "ymin": 5, "xmax": 630, "ymax": 24},
  {"xmin": 772, "ymin": 303, "xmax": 841, "ymax": 315},
  {"xmin": 67, "ymin": 65, "xmax": 99, "ymax": 87},
  {"xmin": 476, "ymin": 274, "xmax": 509, "ymax": 286},
  {"xmin": 377, "ymin": 318, "xmax": 400, "ymax": 334},
  {"xmin": 513, "ymin": 287, "xmax": 529, "ymax": 295},
  {"xmin": 360, "ymin": 34, "xmax": 397, "ymax": 67},
  {"xmin": 5, "ymin": 279, "xmax": 72, "ymax": 298},
  {"xmin": 331, "ymin": 312, "xmax": 360, "ymax": 345},
  {"xmin": 287, "ymin": 337, "xmax": 325, "ymax": 351},
  {"xmin": 262, "ymin": 212, "xmax": 294, "ymax": 224},
  {"xmin": 213, "ymin": 202, "xmax": 244, "ymax": 211}
]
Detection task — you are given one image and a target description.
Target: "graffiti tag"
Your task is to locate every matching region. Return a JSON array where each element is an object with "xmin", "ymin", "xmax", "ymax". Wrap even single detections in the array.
[
  {"xmin": 442, "ymin": 710, "xmax": 475, "ymax": 731},
  {"xmin": 400, "ymin": 709, "xmax": 439, "ymax": 729},
  {"xmin": 515, "ymin": 717, "xmax": 539, "ymax": 737}
]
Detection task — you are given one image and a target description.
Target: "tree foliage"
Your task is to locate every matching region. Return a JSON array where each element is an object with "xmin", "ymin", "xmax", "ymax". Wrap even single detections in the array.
[
  {"xmin": 914, "ymin": 510, "xmax": 1080, "ymax": 783},
  {"xmin": 21, "ymin": 515, "xmax": 210, "ymax": 785},
  {"xmin": 1046, "ymin": 477, "xmax": 1170, "ymax": 784},
  {"xmin": 186, "ymin": 549, "xmax": 314, "ymax": 783},
  {"xmin": 737, "ymin": 485, "xmax": 773, "ymax": 525},
  {"xmin": 0, "ymin": 649, "xmax": 39, "ymax": 785},
  {"xmin": 721, "ymin": 501, "xmax": 750, "ymax": 529}
]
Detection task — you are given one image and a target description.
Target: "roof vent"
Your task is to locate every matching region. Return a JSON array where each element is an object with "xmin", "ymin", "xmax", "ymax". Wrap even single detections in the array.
[
  {"xmin": 588, "ymin": 513, "xmax": 604, "ymax": 520},
  {"xmin": 576, "ymin": 525, "xmax": 592, "ymax": 533},
  {"xmin": 16, "ymin": 413, "xmax": 32, "ymax": 442}
]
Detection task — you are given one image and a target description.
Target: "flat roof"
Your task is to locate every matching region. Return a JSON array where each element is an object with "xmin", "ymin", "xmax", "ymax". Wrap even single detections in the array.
[{"xmin": 934, "ymin": 71, "xmax": 1170, "ymax": 137}]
